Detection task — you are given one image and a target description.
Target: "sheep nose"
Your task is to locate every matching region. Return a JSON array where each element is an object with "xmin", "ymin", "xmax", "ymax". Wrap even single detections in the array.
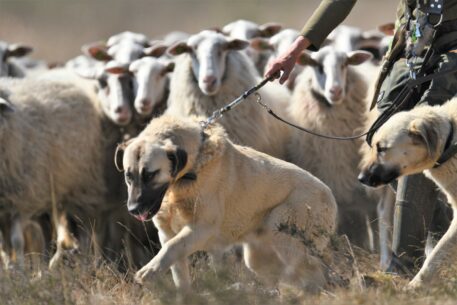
[
  {"xmin": 330, "ymin": 86, "xmax": 342, "ymax": 98},
  {"xmin": 202, "ymin": 75, "xmax": 217, "ymax": 86},
  {"xmin": 114, "ymin": 105, "xmax": 128, "ymax": 114}
]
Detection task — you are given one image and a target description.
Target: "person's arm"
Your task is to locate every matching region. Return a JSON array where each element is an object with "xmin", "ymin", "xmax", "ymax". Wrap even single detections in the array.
[{"xmin": 265, "ymin": 0, "xmax": 357, "ymax": 84}]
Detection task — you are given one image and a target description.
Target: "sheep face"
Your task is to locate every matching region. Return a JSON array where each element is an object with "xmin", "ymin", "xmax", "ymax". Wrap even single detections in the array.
[
  {"xmin": 129, "ymin": 57, "xmax": 174, "ymax": 117},
  {"xmin": 297, "ymin": 47, "xmax": 372, "ymax": 106},
  {"xmin": 97, "ymin": 68, "xmax": 134, "ymax": 126},
  {"xmin": 0, "ymin": 41, "xmax": 33, "ymax": 77},
  {"xmin": 222, "ymin": 20, "xmax": 282, "ymax": 40},
  {"xmin": 168, "ymin": 31, "xmax": 249, "ymax": 96},
  {"xmin": 80, "ymin": 44, "xmax": 137, "ymax": 125}
]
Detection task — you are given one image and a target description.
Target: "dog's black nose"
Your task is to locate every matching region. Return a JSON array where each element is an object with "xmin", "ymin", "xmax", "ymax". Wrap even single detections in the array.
[{"xmin": 358, "ymin": 170, "xmax": 379, "ymax": 187}]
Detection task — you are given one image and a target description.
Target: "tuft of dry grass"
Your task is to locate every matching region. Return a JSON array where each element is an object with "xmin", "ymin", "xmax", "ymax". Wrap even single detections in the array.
[{"xmin": 3, "ymin": 243, "xmax": 457, "ymax": 305}]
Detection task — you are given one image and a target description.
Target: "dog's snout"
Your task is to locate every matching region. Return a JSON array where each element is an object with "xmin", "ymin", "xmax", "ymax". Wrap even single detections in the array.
[
  {"xmin": 358, "ymin": 163, "xmax": 399, "ymax": 187},
  {"xmin": 358, "ymin": 171, "xmax": 371, "ymax": 185}
]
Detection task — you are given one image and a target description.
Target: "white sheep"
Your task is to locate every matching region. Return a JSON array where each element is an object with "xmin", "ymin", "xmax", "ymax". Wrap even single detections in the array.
[
  {"xmin": 166, "ymin": 30, "xmax": 291, "ymax": 159},
  {"xmin": 250, "ymin": 28, "xmax": 302, "ymax": 90},
  {"xmin": 287, "ymin": 46, "xmax": 379, "ymax": 249},
  {"xmin": 129, "ymin": 53, "xmax": 174, "ymax": 118},
  {"xmin": 222, "ymin": 19, "xmax": 282, "ymax": 74},
  {"xmin": 0, "ymin": 77, "xmax": 106, "ymax": 268}
]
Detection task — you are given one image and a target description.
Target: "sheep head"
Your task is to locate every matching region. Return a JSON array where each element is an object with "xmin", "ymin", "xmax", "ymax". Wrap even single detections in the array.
[{"xmin": 168, "ymin": 30, "xmax": 249, "ymax": 96}]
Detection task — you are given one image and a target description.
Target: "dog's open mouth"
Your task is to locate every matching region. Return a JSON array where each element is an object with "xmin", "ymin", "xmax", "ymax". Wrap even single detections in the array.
[{"xmin": 129, "ymin": 183, "xmax": 169, "ymax": 222}]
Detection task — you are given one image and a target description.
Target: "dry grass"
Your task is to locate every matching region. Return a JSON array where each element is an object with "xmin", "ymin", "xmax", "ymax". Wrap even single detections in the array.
[{"xmin": 3, "ymin": 236, "xmax": 457, "ymax": 305}]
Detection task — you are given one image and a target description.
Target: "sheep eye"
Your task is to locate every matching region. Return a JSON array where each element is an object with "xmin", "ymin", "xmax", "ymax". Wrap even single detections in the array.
[
  {"xmin": 98, "ymin": 78, "xmax": 108, "ymax": 88},
  {"xmin": 142, "ymin": 169, "xmax": 159, "ymax": 183}
]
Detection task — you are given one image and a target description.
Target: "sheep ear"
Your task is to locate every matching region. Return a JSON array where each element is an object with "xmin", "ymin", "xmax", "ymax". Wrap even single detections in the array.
[
  {"xmin": 160, "ymin": 62, "xmax": 175, "ymax": 76},
  {"xmin": 296, "ymin": 52, "xmax": 319, "ymax": 66},
  {"xmin": 114, "ymin": 140, "xmax": 133, "ymax": 172},
  {"xmin": 226, "ymin": 39, "xmax": 249, "ymax": 51},
  {"xmin": 82, "ymin": 42, "xmax": 112, "ymax": 62},
  {"xmin": 258, "ymin": 23, "xmax": 282, "ymax": 37},
  {"xmin": 6, "ymin": 44, "xmax": 33, "ymax": 58},
  {"xmin": 104, "ymin": 61, "xmax": 130, "ymax": 75},
  {"xmin": 143, "ymin": 43, "xmax": 168, "ymax": 58},
  {"xmin": 408, "ymin": 118, "xmax": 439, "ymax": 158},
  {"xmin": 250, "ymin": 38, "xmax": 273, "ymax": 51},
  {"xmin": 166, "ymin": 147, "xmax": 188, "ymax": 177},
  {"xmin": 0, "ymin": 97, "xmax": 14, "ymax": 115},
  {"xmin": 378, "ymin": 22, "xmax": 395, "ymax": 36},
  {"xmin": 168, "ymin": 42, "xmax": 192, "ymax": 56},
  {"xmin": 347, "ymin": 51, "xmax": 373, "ymax": 65}
]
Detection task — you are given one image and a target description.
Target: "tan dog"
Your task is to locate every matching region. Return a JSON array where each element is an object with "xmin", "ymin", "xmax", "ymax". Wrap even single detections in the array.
[
  {"xmin": 115, "ymin": 115, "xmax": 337, "ymax": 291},
  {"xmin": 358, "ymin": 98, "xmax": 457, "ymax": 289}
]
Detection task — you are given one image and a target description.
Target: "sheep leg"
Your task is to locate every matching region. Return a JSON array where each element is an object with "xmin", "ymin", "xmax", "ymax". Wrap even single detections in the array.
[
  {"xmin": 10, "ymin": 213, "xmax": 25, "ymax": 269},
  {"xmin": 49, "ymin": 213, "xmax": 79, "ymax": 270}
]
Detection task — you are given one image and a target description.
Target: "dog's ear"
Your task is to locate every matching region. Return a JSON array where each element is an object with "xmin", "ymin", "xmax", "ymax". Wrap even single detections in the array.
[
  {"xmin": 167, "ymin": 147, "xmax": 188, "ymax": 177},
  {"xmin": 114, "ymin": 140, "xmax": 133, "ymax": 172},
  {"xmin": 409, "ymin": 118, "xmax": 440, "ymax": 159}
]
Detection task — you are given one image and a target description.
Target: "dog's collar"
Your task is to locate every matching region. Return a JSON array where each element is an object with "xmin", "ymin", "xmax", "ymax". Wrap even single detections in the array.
[{"xmin": 434, "ymin": 120, "xmax": 457, "ymax": 168}]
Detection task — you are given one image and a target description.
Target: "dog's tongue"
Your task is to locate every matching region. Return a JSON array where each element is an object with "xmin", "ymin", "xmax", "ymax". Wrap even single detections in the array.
[{"xmin": 134, "ymin": 212, "xmax": 149, "ymax": 222}]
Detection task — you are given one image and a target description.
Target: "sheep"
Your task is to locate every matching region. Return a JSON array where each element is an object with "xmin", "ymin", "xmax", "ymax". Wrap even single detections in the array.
[
  {"xmin": 287, "ymin": 46, "xmax": 379, "ymax": 250},
  {"xmin": 222, "ymin": 19, "xmax": 282, "ymax": 74},
  {"xmin": 166, "ymin": 30, "xmax": 291, "ymax": 159},
  {"xmin": 250, "ymin": 28, "xmax": 302, "ymax": 90},
  {"xmin": 36, "ymin": 67, "xmax": 158, "ymax": 269},
  {"xmin": 0, "ymin": 41, "xmax": 34, "ymax": 77},
  {"xmin": 0, "ymin": 77, "xmax": 107, "ymax": 268},
  {"xmin": 326, "ymin": 24, "xmax": 392, "ymax": 62},
  {"xmin": 128, "ymin": 51, "xmax": 174, "ymax": 118},
  {"xmin": 66, "ymin": 54, "xmax": 134, "ymax": 126}
]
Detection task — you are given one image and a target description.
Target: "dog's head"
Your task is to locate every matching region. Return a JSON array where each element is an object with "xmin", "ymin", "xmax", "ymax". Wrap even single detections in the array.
[
  {"xmin": 359, "ymin": 110, "xmax": 450, "ymax": 188},
  {"xmin": 115, "ymin": 138, "xmax": 188, "ymax": 221}
]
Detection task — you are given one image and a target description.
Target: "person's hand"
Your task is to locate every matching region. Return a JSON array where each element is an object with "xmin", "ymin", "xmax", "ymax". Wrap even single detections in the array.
[{"xmin": 265, "ymin": 36, "xmax": 310, "ymax": 85}]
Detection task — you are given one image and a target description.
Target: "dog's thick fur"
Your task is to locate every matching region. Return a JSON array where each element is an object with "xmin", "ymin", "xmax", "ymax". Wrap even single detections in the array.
[
  {"xmin": 117, "ymin": 115, "xmax": 337, "ymax": 291},
  {"xmin": 359, "ymin": 97, "xmax": 457, "ymax": 288}
]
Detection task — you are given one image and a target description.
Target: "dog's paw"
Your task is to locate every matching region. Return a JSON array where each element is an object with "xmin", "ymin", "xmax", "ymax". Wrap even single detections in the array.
[
  {"xmin": 406, "ymin": 277, "xmax": 423, "ymax": 290},
  {"xmin": 135, "ymin": 264, "xmax": 159, "ymax": 284}
]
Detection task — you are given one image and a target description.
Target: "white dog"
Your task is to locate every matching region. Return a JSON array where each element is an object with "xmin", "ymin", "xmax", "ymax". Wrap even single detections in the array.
[
  {"xmin": 115, "ymin": 115, "xmax": 337, "ymax": 291},
  {"xmin": 359, "ymin": 98, "xmax": 457, "ymax": 288}
]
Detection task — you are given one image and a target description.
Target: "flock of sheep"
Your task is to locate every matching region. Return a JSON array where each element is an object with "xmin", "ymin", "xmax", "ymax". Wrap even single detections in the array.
[{"xmin": 0, "ymin": 19, "xmax": 395, "ymax": 278}]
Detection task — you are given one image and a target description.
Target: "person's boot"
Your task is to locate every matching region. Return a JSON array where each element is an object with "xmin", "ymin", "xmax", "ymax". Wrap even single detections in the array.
[{"xmin": 385, "ymin": 173, "xmax": 441, "ymax": 277}]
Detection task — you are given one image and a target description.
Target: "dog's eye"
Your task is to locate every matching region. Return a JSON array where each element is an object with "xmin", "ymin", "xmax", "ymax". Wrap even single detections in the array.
[
  {"xmin": 125, "ymin": 171, "xmax": 134, "ymax": 183},
  {"xmin": 142, "ymin": 169, "xmax": 159, "ymax": 183},
  {"xmin": 376, "ymin": 143, "xmax": 388, "ymax": 154}
]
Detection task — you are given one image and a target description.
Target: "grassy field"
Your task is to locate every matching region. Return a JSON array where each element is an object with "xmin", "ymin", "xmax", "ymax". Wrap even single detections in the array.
[{"xmin": 2, "ymin": 235, "xmax": 457, "ymax": 305}]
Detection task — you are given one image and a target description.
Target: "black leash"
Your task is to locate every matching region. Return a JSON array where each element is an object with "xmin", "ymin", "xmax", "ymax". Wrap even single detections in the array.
[{"xmin": 201, "ymin": 66, "xmax": 457, "ymax": 142}]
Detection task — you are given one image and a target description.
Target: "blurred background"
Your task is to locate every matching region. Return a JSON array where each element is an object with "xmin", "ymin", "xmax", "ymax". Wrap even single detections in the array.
[{"xmin": 0, "ymin": 0, "xmax": 398, "ymax": 62}]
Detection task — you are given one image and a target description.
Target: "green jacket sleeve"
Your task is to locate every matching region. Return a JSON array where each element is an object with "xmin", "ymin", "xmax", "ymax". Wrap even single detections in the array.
[{"xmin": 300, "ymin": 0, "xmax": 357, "ymax": 51}]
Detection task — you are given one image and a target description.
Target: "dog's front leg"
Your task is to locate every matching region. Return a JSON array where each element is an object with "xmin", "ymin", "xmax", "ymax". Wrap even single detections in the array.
[
  {"xmin": 408, "ymin": 214, "xmax": 457, "ymax": 289},
  {"xmin": 135, "ymin": 225, "xmax": 215, "ymax": 285}
]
